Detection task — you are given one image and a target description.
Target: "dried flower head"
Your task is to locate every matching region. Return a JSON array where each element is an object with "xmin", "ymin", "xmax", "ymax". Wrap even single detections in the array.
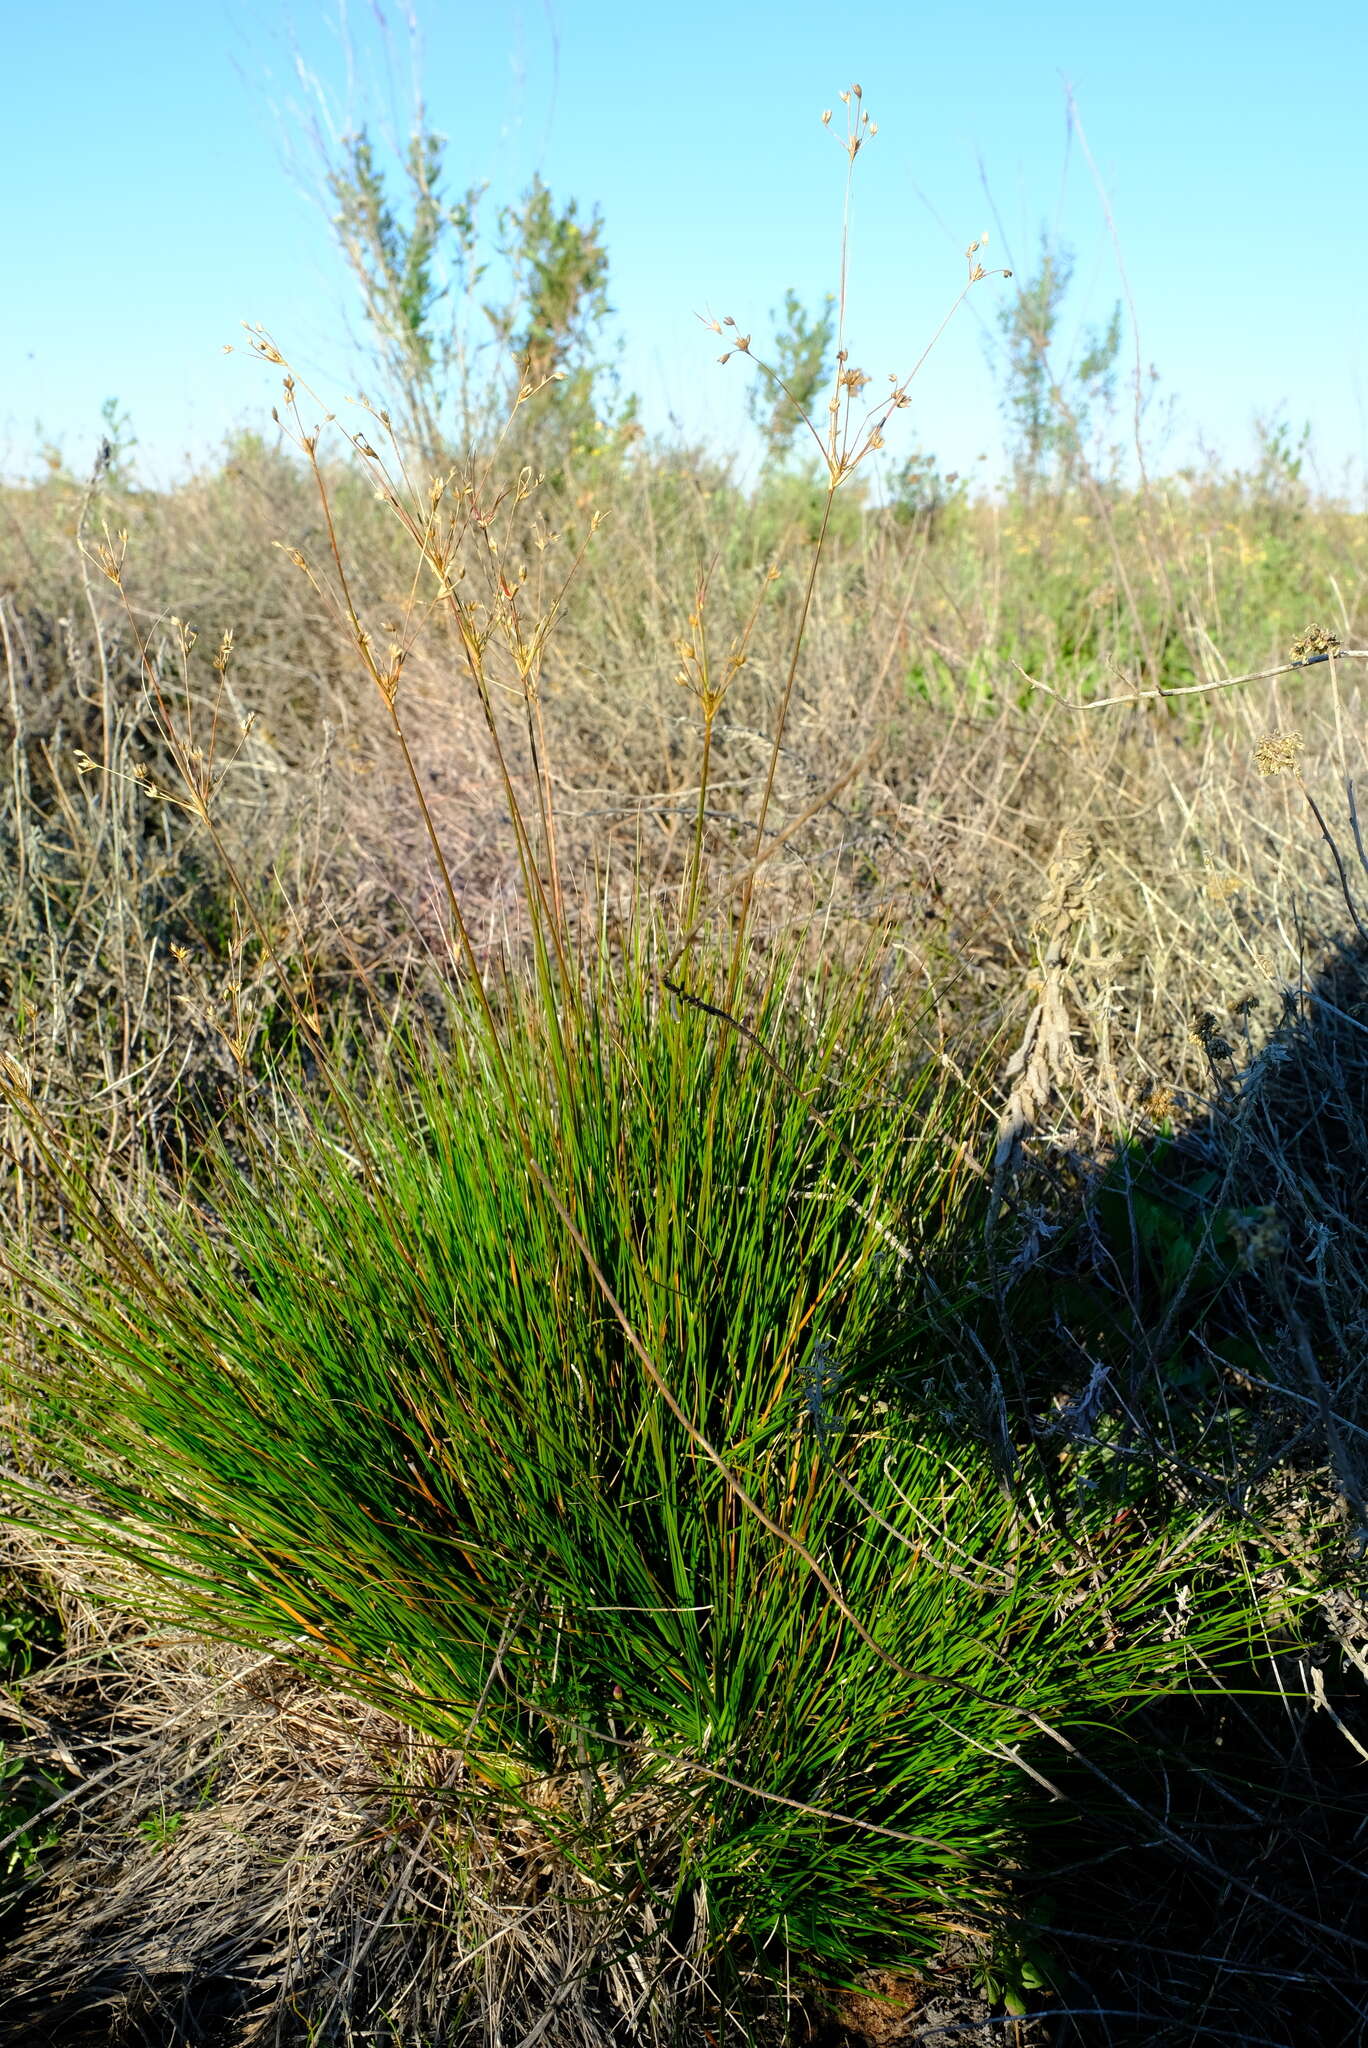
[
  {"xmin": 0, "ymin": 1052, "xmax": 33, "ymax": 1095},
  {"xmin": 1255, "ymin": 729, "xmax": 1305, "ymax": 777},
  {"xmin": 1189, "ymin": 1012, "xmax": 1234, "ymax": 1061},
  {"xmin": 1289, "ymin": 622, "xmax": 1342, "ymax": 664}
]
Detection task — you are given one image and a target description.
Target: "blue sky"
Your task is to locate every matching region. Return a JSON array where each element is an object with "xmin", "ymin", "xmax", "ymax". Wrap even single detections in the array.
[{"xmin": 4, "ymin": 0, "xmax": 1365, "ymax": 493}]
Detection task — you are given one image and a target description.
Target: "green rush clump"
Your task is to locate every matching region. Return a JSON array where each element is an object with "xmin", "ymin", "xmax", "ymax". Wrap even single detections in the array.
[{"xmin": 10, "ymin": 942, "xmax": 1279, "ymax": 1977}]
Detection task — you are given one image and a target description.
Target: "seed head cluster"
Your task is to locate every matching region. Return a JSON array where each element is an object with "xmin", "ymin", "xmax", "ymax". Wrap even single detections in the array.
[
  {"xmin": 1255, "ymin": 730, "xmax": 1305, "ymax": 777},
  {"xmin": 1289, "ymin": 622, "xmax": 1342, "ymax": 664}
]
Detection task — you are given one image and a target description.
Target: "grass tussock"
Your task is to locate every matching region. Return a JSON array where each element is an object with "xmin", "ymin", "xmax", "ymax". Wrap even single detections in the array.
[{"xmin": 9, "ymin": 938, "xmax": 1290, "ymax": 1989}]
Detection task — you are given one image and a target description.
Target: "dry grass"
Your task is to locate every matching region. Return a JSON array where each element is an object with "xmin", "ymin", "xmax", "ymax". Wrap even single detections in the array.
[{"xmin": 0, "ymin": 1539, "xmax": 708, "ymax": 2047}]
